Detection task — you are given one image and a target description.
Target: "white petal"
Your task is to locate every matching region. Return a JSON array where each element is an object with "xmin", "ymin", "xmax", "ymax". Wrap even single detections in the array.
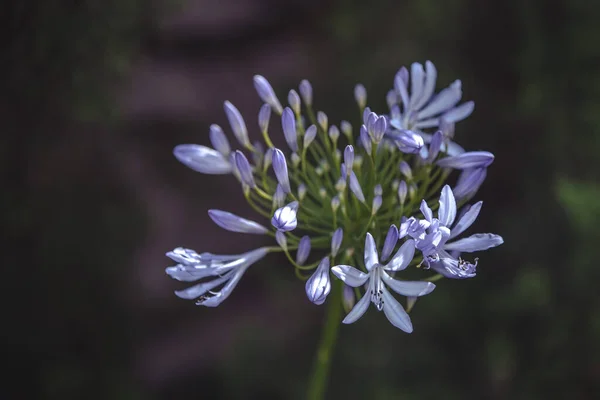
[
  {"xmin": 331, "ymin": 265, "xmax": 370, "ymax": 287},
  {"xmin": 364, "ymin": 233, "xmax": 379, "ymax": 271},
  {"xmin": 438, "ymin": 185, "xmax": 457, "ymax": 227},
  {"xmin": 449, "ymin": 201, "xmax": 483, "ymax": 239},
  {"xmin": 342, "ymin": 290, "xmax": 371, "ymax": 324},
  {"xmin": 444, "ymin": 233, "xmax": 504, "ymax": 252},
  {"xmin": 420, "ymin": 200, "xmax": 433, "ymax": 222},
  {"xmin": 382, "ymin": 272, "xmax": 435, "ymax": 297},
  {"xmin": 173, "ymin": 144, "xmax": 232, "ymax": 174},
  {"xmin": 384, "ymin": 239, "xmax": 415, "ymax": 271},
  {"xmin": 381, "ymin": 288, "xmax": 413, "ymax": 333}
]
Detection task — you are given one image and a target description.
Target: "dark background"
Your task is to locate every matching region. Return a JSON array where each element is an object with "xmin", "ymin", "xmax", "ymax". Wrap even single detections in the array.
[{"xmin": 3, "ymin": 0, "xmax": 600, "ymax": 399}]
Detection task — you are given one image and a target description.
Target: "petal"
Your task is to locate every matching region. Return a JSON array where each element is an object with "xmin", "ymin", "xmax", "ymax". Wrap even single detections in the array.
[
  {"xmin": 208, "ymin": 209, "xmax": 268, "ymax": 234},
  {"xmin": 436, "ymin": 151, "xmax": 495, "ymax": 169},
  {"xmin": 174, "ymin": 274, "xmax": 231, "ymax": 300},
  {"xmin": 364, "ymin": 233, "xmax": 379, "ymax": 271},
  {"xmin": 380, "ymin": 225, "xmax": 399, "ymax": 262},
  {"xmin": 417, "ymin": 80, "xmax": 462, "ymax": 120},
  {"xmin": 342, "ymin": 290, "xmax": 371, "ymax": 324},
  {"xmin": 450, "ymin": 201, "xmax": 483, "ymax": 239},
  {"xmin": 382, "ymin": 272, "xmax": 436, "ymax": 297},
  {"xmin": 200, "ymin": 267, "xmax": 246, "ymax": 307},
  {"xmin": 331, "ymin": 265, "xmax": 370, "ymax": 287},
  {"xmin": 420, "ymin": 200, "xmax": 433, "ymax": 222},
  {"xmin": 385, "ymin": 239, "xmax": 415, "ymax": 271},
  {"xmin": 444, "ymin": 233, "xmax": 504, "ymax": 252},
  {"xmin": 394, "ymin": 68, "xmax": 410, "ymax": 108},
  {"xmin": 413, "ymin": 60, "xmax": 437, "ymax": 110},
  {"xmin": 438, "ymin": 185, "xmax": 457, "ymax": 227},
  {"xmin": 442, "ymin": 101, "xmax": 474, "ymax": 123},
  {"xmin": 166, "ymin": 265, "xmax": 221, "ymax": 282},
  {"xmin": 173, "ymin": 144, "xmax": 232, "ymax": 174},
  {"xmin": 381, "ymin": 288, "xmax": 413, "ymax": 333},
  {"xmin": 409, "ymin": 62, "xmax": 425, "ymax": 109}
]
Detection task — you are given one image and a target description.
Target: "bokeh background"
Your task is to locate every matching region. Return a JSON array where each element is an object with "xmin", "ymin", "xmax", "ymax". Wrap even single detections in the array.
[{"xmin": 3, "ymin": 0, "xmax": 600, "ymax": 399}]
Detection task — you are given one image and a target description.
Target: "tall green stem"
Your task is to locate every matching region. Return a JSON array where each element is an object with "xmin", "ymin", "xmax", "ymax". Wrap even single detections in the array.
[{"xmin": 306, "ymin": 280, "xmax": 343, "ymax": 400}]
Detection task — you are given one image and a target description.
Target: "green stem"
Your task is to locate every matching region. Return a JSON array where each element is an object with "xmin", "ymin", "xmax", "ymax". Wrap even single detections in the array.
[{"xmin": 306, "ymin": 280, "xmax": 343, "ymax": 400}]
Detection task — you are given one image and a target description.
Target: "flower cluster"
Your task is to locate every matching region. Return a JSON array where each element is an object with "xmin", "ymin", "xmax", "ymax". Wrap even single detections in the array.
[{"xmin": 166, "ymin": 61, "xmax": 503, "ymax": 332}]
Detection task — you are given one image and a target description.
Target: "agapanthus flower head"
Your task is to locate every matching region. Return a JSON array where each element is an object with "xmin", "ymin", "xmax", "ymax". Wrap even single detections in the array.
[{"xmin": 165, "ymin": 62, "xmax": 503, "ymax": 333}]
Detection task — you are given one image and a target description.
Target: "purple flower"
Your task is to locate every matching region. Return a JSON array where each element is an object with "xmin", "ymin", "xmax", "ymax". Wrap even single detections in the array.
[
  {"xmin": 208, "ymin": 209, "xmax": 268, "ymax": 234},
  {"xmin": 253, "ymin": 75, "xmax": 283, "ymax": 114},
  {"xmin": 166, "ymin": 246, "xmax": 269, "ymax": 306},
  {"xmin": 331, "ymin": 233, "xmax": 435, "ymax": 332}
]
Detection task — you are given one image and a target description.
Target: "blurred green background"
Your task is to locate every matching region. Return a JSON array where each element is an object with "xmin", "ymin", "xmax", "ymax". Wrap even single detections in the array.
[{"xmin": 3, "ymin": 0, "xmax": 600, "ymax": 399}]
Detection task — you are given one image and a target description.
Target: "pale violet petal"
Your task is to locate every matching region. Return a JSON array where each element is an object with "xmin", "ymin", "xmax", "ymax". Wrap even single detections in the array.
[
  {"xmin": 417, "ymin": 80, "xmax": 462, "ymax": 120},
  {"xmin": 381, "ymin": 288, "xmax": 413, "ymax": 333},
  {"xmin": 450, "ymin": 201, "xmax": 483, "ymax": 239},
  {"xmin": 420, "ymin": 200, "xmax": 433, "ymax": 222},
  {"xmin": 364, "ymin": 233, "xmax": 379, "ymax": 271},
  {"xmin": 413, "ymin": 60, "xmax": 437, "ymax": 110},
  {"xmin": 438, "ymin": 185, "xmax": 457, "ymax": 227},
  {"xmin": 174, "ymin": 274, "xmax": 231, "ymax": 300},
  {"xmin": 409, "ymin": 62, "xmax": 425, "ymax": 109},
  {"xmin": 442, "ymin": 101, "xmax": 474, "ymax": 123},
  {"xmin": 342, "ymin": 290, "xmax": 371, "ymax": 324},
  {"xmin": 382, "ymin": 272, "xmax": 436, "ymax": 297},
  {"xmin": 384, "ymin": 239, "xmax": 415, "ymax": 271},
  {"xmin": 444, "ymin": 233, "xmax": 504, "ymax": 253},
  {"xmin": 305, "ymin": 257, "xmax": 332, "ymax": 305},
  {"xmin": 208, "ymin": 209, "xmax": 268, "ymax": 234},
  {"xmin": 173, "ymin": 144, "xmax": 231, "ymax": 174},
  {"xmin": 331, "ymin": 265, "xmax": 370, "ymax": 287}
]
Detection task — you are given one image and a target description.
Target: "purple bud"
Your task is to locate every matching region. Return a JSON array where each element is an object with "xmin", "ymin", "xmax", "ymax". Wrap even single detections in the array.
[
  {"xmin": 297, "ymin": 183, "xmax": 307, "ymax": 200},
  {"xmin": 258, "ymin": 104, "xmax": 272, "ymax": 133},
  {"xmin": 299, "ymin": 79, "xmax": 313, "ymax": 106},
  {"xmin": 354, "ymin": 83, "xmax": 367, "ymax": 108},
  {"xmin": 234, "ymin": 150, "xmax": 255, "ymax": 188},
  {"xmin": 209, "ymin": 124, "xmax": 230, "ymax": 156},
  {"xmin": 317, "ymin": 111, "xmax": 328, "ymax": 132},
  {"xmin": 399, "ymin": 161, "xmax": 412, "ymax": 179},
  {"xmin": 386, "ymin": 89, "xmax": 397, "ymax": 109},
  {"xmin": 331, "ymin": 228, "xmax": 343, "ymax": 257},
  {"xmin": 281, "ymin": 107, "xmax": 298, "ymax": 152},
  {"xmin": 288, "ymin": 89, "xmax": 301, "ymax": 115},
  {"xmin": 253, "ymin": 75, "xmax": 283, "ymax": 114},
  {"xmin": 372, "ymin": 195, "xmax": 382, "ymax": 214},
  {"xmin": 349, "ymin": 171, "xmax": 365, "ymax": 203},
  {"xmin": 427, "ymin": 130, "xmax": 443, "ymax": 163},
  {"xmin": 331, "ymin": 195, "xmax": 341, "ymax": 211},
  {"xmin": 389, "ymin": 130, "xmax": 424, "ymax": 154},
  {"xmin": 296, "ymin": 236, "xmax": 311, "ymax": 265},
  {"xmin": 359, "ymin": 125, "xmax": 372, "ymax": 155},
  {"xmin": 328, "ymin": 125, "xmax": 340, "ymax": 142},
  {"xmin": 344, "ymin": 145, "xmax": 354, "ymax": 178},
  {"xmin": 173, "ymin": 144, "xmax": 232, "ymax": 175},
  {"xmin": 305, "ymin": 257, "xmax": 331, "ymax": 305},
  {"xmin": 362, "ymin": 107, "xmax": 372, "ymax": 125},
  {"xmin": 273, "ymin": 184, "xmax": 286, "ymax": 208},
  {"xmin": 374, "ymin": 184, "xmax": 383, "ymax": 196},
  {"xmin": 224, "ymin": 101, "xmax": 250, "ymax": 147},
  {"xmin": 453, "ymin": 167, "xmax": 487, "ymax": 200},
  {"xmin": 271, "ymin": 201, "xmax": 299, "ymax": 232},
  {"xmin": 381, "ymin": 225, "xmax": 399, "ymax": 261},
  {"xmin": 208, "ymin": 209, "xmax": 268, "ymax": 234},
  {"xmin": 398, "ymin": 180, "xmax": 407, "ymax": 204},
  {"xmin": 340, "ymin": 120, "xmax": 352, "ymax": 139},
  {"xmin": 272, "ymin": 149, "xmax": 291, "ymax": 193},
  {"xmin": 275, "ymin": 230, "xmax": 287, "ymax": 250},
  {"xmin": 436, "ymin": 151, "xmax": 495, "ymax": 169},
  {"xmin": 304, "ymin": 125, "xmax": 317, "ymax": 148}
]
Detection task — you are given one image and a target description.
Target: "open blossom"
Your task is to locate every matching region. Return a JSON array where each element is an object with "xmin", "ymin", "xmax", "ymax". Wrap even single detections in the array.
[
  {"xmin": 332, "ymin": 233, "xmax": 435, "ymax": 332},
  {"xmin": 163, "ymin": 62, "xmax": 503, "ymax": 335}
]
